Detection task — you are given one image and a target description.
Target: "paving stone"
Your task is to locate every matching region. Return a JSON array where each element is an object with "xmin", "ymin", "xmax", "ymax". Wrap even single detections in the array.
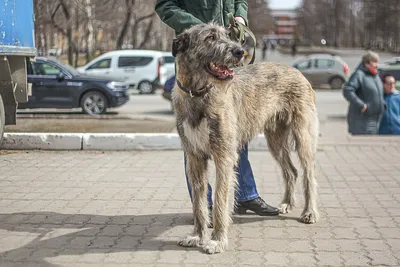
[
  {"xmin": 316, "ymin": 252, "xmax": 343, "ymax": 266},
  {"xmin": 314, "ymin": 239, "xmax": 337, "ymax": 252},
  {"xmin": 361, "ymin": 239, "xmax": 391, "ymax": 251},
  {"xmin": 288, "ymin": 252, "xmax": 317, "ymax": 266},
  {"xmin": 103, "ymin": 251, "xmax": 135, "ymax": 263},
  {"xmin": 0, "ymin": 147, "xmax": 399, "ymax": 266},
  {"xmin": 288, "ymin": 240, "xmax": 313, "ymax": 252},
  {"xmin": 341, "ymin": 252, "xmax": 370, "ymax": 266},
  {"xmin": 369, "ymin": 251, "xmax": 400, "ymax": 266},
  {"xmin": 387, "ymin": 239, "xmax": 400, "ymax": 250},
  {"xmin": 264, "ymin": 252, "xmax": 290, "ymax": 266}
]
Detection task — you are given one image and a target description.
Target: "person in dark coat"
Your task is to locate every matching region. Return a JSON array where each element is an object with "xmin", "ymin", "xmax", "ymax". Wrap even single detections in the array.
[
  {"xmin": 262, "ymin": 38, "xmax": 268, "ymax": 61},
  {"xmin": 343, "ymin": 51, "xmax": 385, "ymax": 135}
]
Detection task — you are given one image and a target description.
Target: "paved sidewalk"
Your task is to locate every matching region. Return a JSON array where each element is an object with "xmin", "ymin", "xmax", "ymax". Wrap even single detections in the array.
[{"xmin": 0, "ymin": 146, "xmax": 400, "ymax": 266}]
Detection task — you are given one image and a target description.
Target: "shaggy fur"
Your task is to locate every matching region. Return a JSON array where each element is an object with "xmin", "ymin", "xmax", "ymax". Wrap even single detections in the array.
[{"xmin": 172, "ymin": 23, "xmax": 320, "ymax": 254}]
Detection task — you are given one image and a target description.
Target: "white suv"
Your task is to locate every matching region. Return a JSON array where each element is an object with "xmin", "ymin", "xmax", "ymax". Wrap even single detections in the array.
[
  {"xmin": 77, "ymin": 50, "xmax": 168, "ymax": 94},
  {"xmin": 162, "ymin": 52, "xmax": 175, "ymax": 80}
]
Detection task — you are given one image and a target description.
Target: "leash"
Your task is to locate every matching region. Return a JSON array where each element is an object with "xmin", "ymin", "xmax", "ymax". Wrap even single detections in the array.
[{"xmin": 226, "ymin": 13, "xmax": 257, "ymax": 65}]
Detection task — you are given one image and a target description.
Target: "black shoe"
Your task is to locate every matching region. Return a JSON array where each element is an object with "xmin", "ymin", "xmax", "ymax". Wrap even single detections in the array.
[{"xmin": 235, "ymin": 197, "xmax": 279, "ymax": 216}]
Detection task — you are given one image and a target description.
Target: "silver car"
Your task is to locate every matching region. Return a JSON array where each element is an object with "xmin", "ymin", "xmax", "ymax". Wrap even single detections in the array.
[{"xmin": 292, "ymin": 54, "xmax": 349, "ymax": 89}]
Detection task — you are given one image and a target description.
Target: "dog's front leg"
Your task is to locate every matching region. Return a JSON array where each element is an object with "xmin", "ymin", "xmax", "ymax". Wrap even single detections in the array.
[
  {"xmin": 178, "ymin": 152, "xmax": 209, "ymax": 248},
  {"xmin": 203, "ymin": 154, "xmax": 236, "ymax": 254}
]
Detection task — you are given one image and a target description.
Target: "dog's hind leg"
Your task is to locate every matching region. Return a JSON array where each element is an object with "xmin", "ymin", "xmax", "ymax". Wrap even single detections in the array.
[
  {"xmin": 178, "ymin": 152, "xmax": 210, "ymax": 247},
  {"xmin": 265, "ymin": 123, "xmax": 298, "ymax": 214},
  {"xmin": 203, "ymin": 152, "xmax": 238, "ymax": 254},
  {"xmin": 292, "ymin": 110, "xmax": 319, "ymax": 224}
]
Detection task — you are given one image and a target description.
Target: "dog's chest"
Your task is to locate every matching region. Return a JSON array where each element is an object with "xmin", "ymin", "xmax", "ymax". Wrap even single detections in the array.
[{"xmin": 182, "ymin": 118, "xmax": 210, "ymax": 153}]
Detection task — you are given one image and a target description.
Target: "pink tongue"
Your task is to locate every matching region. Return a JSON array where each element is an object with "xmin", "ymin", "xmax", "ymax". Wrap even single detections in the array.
[{"xmin": 217, "ymin": 67, "xmax": 233, "ymax": 78}]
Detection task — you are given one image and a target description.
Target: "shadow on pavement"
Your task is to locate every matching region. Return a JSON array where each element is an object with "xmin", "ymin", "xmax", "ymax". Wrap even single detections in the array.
[
  {"xmin": 17, "ymin": 111, "xmax": 119, "ymax": 115},
  {"xmin": 326, "ymin": 115, "xmax": 346, "ymax": 121},
  {"xmin": 141, "ymin": 110, "xmax": 174, "ymax": 116},
  {"xmin": 0, "ymin": 211, "xmax": 300, "ymax": 266}
]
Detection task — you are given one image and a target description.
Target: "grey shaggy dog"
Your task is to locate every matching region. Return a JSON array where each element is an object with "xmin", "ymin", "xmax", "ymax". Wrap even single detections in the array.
[{"xmin": 172, "ymin": 23, "xmax": 320, "ymax": 254}]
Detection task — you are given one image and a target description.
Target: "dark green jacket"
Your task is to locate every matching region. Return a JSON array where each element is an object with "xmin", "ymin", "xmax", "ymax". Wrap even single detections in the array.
[
  {"xmin": 155, "ymin": 0, "xmax": 248, "ymax": 36},
  {"xmin": 343, "ymin": 63, "xmax": 385, "ymax": 135}
]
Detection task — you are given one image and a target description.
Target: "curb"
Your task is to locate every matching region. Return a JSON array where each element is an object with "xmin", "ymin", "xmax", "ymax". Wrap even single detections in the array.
[
  {"xmin": 16, "ymin": 113, "xmax": 174, "ymax": 122},
  {"xmin": 1, "ymin": 133, "xmax": 400, "ymax": 151},
  {"xmin": 1, "ymin": 133, "xmax": 82, "ymax": 150},
  {"xmin": 1, "ymin": 133, "xmax": 269, "ymax": 151}
]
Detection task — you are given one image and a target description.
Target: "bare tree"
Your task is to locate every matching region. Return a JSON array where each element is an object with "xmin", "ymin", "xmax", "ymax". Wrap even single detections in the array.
[
  {"xmin": 248, "ymin": 0, "xmax": 274, "ymax": 41},
  {"xmin": 50, "ymin": 0, "xmax": 77, "ymax": 65},
  {"xmin": 296, "ymin": 0, "xmax": 400, "ymax": 52}
]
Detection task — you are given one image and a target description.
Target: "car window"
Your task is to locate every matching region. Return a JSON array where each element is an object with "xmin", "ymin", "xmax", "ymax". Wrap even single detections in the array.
[
  {"xmin": 87, "ymin": 58, "xmax": 111, "ymax": 70},
  {"xmin": 27, "ymin": 59, "xmax": 34, "ymax": 75},
  {"xmin": 163, "ymin": 56, "xmax": 175, "ymax": 64},
  {"xmin": 314, "ymin": 59, "xmax": 334, "ymax": 69},
  {"xmin": 294, "ymin": 60, "xmax": 311, "ymax": 70},
  {"xmin": 33, "ymin": 62, "xmax": 61, "ymax": 76},
  {"xmin": 118, "ymin": 56, "xmax": 153, "ymax": 68}
]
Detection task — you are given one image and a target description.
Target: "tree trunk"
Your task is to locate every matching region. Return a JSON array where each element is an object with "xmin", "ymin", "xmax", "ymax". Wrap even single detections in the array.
[
  {"xmin": 138, "ymin": 17, "xmax": 155, "ymax": 49},
  {"xmin": 116, "ymin": 0, "xmax": 134, "ymax": 49},
  {"xmin": 131, "ymin": 12, "xmax": 155, "ymax": 48},
  {"xmin": 85, "ymin": 0, "xmax": 95, "ymax": 62},
  {"xmin": 74, "ymin": 5, "xmax": 80, "ymax": 67}
]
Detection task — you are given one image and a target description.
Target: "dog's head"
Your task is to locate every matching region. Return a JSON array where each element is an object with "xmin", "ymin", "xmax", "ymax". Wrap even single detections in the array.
[{"xmin": 173, "ymin": 23, "xmax": 245, "ymax": 81}]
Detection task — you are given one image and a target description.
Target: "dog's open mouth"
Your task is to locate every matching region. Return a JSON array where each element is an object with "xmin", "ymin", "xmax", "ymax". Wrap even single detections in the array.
[{"xmin": 206, "ymin": 63, "xmax": 235, "ymax": 80}]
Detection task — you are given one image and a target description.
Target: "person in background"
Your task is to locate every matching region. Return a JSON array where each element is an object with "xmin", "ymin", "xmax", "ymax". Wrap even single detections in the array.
[
  {"xmin": 343, "ymin": 51, "xmax": 385, "ymax": 135},
  {"xmin": 262, "ymin": 38, "xmax": 268, "ymax": 61},
  {"xmin": 379, "ymin": 75, "xmax": 400, "ymax": 135},
  {"xmin": 291, "ymin": 41, "xmax": 297, "ymax": 57}
]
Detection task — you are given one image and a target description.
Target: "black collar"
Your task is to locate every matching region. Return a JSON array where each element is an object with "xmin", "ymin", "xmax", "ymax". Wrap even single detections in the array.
[{"xmin": 176, "ymin": 79, "xmax": 214, "ymax": 97}]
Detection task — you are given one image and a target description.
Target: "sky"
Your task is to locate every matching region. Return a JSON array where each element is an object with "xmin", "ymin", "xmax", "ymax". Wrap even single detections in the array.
[{"xmin": 269, "ymin": 0, "xmax": 302, "ymax": 9}]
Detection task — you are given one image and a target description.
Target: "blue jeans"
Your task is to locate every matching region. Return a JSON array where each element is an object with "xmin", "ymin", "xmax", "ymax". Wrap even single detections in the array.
[{"xmin": 184, "ymin": 144, "xmax": 259, "ymax": 206}]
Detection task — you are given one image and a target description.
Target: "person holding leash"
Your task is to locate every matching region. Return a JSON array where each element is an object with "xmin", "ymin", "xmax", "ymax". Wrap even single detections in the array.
[{"xmin": 155, "ymin": 0, "xmax": 279, "ymax": 225}]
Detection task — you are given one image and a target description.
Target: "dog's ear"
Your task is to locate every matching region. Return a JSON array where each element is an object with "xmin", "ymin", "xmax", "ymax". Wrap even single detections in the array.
[{"xmin": 172, "ymin": 33, "xmax": 190, "ymax": 57}]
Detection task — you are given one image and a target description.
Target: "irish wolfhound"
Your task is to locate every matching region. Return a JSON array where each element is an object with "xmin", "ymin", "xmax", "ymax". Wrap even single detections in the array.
[{"xmin": 172, "ymin": 23, "xmax": 319, "ymax": 254}]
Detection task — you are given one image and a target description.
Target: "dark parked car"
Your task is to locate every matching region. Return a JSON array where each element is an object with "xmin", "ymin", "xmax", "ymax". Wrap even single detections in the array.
[
  {"xmin": 162, "ymin": 75, "xmax": 175, "ymax": 111},
  {"xmin": 18, "ymin": 57, "xmax": 130, "ymax": 114},
  {"xmin": 162, "ymin": 75, "xmax": 175, "ymax": 102}
]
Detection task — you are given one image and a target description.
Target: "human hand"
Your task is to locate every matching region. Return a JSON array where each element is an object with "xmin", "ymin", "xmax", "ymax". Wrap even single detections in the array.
[
  {"xmin": 234, "ymin": 16, "xmax": 245, "ymax": 25},
  {"xmin": 361, "ymin": 104, "xmax": 367, "ymax": 113}
]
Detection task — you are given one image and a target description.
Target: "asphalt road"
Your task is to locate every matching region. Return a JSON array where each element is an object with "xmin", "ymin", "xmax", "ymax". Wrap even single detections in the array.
[
  {"xmin": 17, "ymin": 48, "xmax": 395, "ymax": 127},
  {"xmin": 113, "ymin": 48, "xmax": 395, "ymax": 121}
]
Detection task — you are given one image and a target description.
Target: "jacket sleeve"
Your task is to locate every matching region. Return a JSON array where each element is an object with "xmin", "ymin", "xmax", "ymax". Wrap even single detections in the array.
[
  {"xmin": 234, "ymin": 0, "xmax": 249, "ymax": 25},
  {"xmin": 155, "ymin": 0, "xmax": 203, "ymax": 35},
  {"xmin": 343, "ymin": 70, "xmax": 366, "ymax": 109}
]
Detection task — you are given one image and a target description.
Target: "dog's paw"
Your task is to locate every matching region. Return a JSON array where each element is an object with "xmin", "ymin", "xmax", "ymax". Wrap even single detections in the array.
[
  {"xmin": 177, "ymin": 235, "xmax": 203, "ymax": 247},
  {"xmin": 300, "ymin": 210, "xmax": 319, "ymax": 224},
  {"xmin": 202, "ymin": 240, "xmax": 227, "ymax": 254},
  {"xmin": 278, "ymin": 203, "xmax": 294, "ymax": 214}
]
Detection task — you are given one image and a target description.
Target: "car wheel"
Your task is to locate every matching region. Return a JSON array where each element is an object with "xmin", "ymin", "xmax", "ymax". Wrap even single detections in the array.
[
  {"xmin": 81, "ymin": 91, "xmax": 108, "ymax": 115},
  {"xmin": 138, "ymin": 81, "xmax": 154, "ymax": 94},
  {"xmin": 0, "ymin": 94, "xmax": 5, "ymax": 145},
  {"xmin": 330, "ymin": 77, "xmax": 344, "ymax": 89}
]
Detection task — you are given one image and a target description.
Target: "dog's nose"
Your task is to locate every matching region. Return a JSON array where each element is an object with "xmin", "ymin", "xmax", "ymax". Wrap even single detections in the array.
[{"xmin": 232, "ymin": 48, "xmax": 245, "ymax": 58}]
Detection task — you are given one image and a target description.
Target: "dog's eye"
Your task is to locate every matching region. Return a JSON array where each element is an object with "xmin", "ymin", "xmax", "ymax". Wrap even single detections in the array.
[{"xmin": 207, "ymin": 35, "xmax": 216, "ymax": 41}]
